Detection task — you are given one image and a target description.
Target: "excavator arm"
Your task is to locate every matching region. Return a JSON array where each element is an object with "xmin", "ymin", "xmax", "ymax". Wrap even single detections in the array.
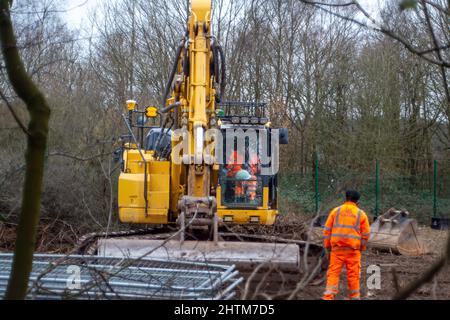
[{"xmin": 165, "ymin": 0, "xmax": 221, "ymax": 236}]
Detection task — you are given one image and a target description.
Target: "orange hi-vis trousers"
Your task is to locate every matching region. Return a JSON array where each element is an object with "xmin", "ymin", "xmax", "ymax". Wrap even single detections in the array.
[{"xmin": 322, "ymin": 249, "xmax": 361, "ymax": 300}]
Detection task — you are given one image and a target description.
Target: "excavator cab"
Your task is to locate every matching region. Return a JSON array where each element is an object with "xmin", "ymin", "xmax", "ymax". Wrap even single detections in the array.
[{"xmin": 215, "ymin": 102, "xmax": 287, "ymax": 225}]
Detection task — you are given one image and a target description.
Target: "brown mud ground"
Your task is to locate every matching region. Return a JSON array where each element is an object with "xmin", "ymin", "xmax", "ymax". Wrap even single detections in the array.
[
  {"xmin": 1, "ymin": 215, "xmax": 449, "ymax": 300},
  {"xmin": 235, "ymin": 223, "xmax": 450, "ymax": 300}
]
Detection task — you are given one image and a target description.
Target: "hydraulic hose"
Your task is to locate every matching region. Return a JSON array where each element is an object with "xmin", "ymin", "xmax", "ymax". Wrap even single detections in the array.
[
  {"xmin": 217, "ymin": 44, "xmax": 227, "ymax": 100},
  {"xmin": 161, "ymin": 30, "xmax": 189, "ymax": 109},
  {"xmin": 211, "ymin": 42, "xmax": 227, "ymax": 102},
  {"xmin": 155, "ymin": 32, "xmax": 188, "ymax": 158},
  {"xmin": 160, "ymin": 101, "xmax": 182, "ymax": 114},
  {"xmin": 162, "ymin": 43, "xmax": 184, "ymax": 109},
  {"xmin": 212, "ymin": 44, "xmax": 220, "ymax": 82}
]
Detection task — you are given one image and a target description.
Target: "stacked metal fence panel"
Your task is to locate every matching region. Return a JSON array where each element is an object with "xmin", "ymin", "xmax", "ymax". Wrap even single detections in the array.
[{"xmin": 0, "ymin": 254, "xmax": 243, "ymax": 300}]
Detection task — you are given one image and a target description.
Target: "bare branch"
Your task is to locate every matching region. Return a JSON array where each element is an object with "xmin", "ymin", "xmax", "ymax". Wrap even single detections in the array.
[
  {"xmin": 297, "ymin": 0, "xmax": 450, "ymax": 68},
  {"xmin": 48, "ymin": 151, "xmax": 113, "ymax": 162},
  {"xmin": 0, "ymin": 89, "xmax": 29, "ymax": 135},
  {"xmin": 423, "ymin": 0, "xmax": 450, "ymax": 16}
]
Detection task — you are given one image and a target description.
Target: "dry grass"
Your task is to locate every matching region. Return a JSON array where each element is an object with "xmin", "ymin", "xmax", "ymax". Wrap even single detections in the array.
[
  {"xmin": 417, "ymin": 226, "xmax": 448, "ymax": 255},
  {"xmin": 0, "ymin": 219, "xmax": 78, "ymax": 254}
]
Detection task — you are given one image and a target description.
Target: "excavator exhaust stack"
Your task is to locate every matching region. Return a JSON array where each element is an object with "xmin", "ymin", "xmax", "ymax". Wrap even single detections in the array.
[{"xmin": 369, "ymin": 208, "xmax": 426, "ymax": 256}]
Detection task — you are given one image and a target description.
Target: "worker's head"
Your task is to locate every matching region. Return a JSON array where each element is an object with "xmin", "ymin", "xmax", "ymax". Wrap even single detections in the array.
[{"xmin": 346, "ymin": 190, "xmax": 361, "ymax": 204}]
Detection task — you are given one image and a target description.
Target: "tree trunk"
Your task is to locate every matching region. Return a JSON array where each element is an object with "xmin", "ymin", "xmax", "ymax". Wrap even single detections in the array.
[{"xmin": 0, "ymin": 1, "xmax": 51, "ymax": 300}]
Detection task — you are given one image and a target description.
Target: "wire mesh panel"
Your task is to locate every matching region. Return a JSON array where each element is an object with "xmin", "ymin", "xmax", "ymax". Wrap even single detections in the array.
[
  {"xmin": 0, "ymin": 254, "xmax": 243, "ymax": 300},
  {"xmin": 280, "ymin": 158, "xmax": 450, "ymax": 224}
]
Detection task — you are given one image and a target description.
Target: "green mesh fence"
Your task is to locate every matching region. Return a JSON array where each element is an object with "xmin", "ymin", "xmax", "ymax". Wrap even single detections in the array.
[{"xmin": 280, "ymin": 159, "xmax": 450, "ymax": 224}]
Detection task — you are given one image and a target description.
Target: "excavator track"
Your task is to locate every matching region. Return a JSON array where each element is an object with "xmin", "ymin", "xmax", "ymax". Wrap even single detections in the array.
[
  {"xmin": 76, "ymin": 220, "xmax": 325, "ymax": 272},
  {"xmin": 76, "ymin": 227, "xmax": 175, "ymax": 255}
]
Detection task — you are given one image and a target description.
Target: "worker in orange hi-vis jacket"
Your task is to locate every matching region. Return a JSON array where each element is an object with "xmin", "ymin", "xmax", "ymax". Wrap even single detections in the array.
[
  {"xmin": 322, "ymin": 190, "xmax": 371, "ymax": 300},
  {"xmin": 226, "ymin": 150, "xmax": 245, "ymax": 197}
]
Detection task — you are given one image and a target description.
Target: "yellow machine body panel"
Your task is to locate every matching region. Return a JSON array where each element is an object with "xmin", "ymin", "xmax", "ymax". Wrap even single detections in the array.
[
  {"xmin": 119, "ymin": 149, "xmax": 171, "ymax": 224},
  {"xmin": 217, "ymin": 209, "xmax": 278, "ymax": 225},
  {"xmin": 216, "ymin": 186, "xmax": 278, "ymax": 225}
]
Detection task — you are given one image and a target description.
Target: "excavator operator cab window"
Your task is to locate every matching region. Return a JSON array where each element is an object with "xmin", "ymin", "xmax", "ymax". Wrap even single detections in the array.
[
  {"xmin": 217, "ymin": 101, "xmax": 279, "ymax": 209},
  {"xmin": 145, "ymin": 128, "xmax": 172, "ymax": 155},
  {"xmin": 220, "ymin": 139, "xmax": 264, "ymax": 208}
]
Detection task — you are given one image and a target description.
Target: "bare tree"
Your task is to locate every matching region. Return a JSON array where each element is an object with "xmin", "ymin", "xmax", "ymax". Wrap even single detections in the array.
[{"xmin": 0, "ymin": 0, "xmax": 51, "ymax": 299}]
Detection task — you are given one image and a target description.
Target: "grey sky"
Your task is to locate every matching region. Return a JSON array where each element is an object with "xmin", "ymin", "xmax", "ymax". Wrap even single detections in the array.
[
  {"xmin": 63, "ymin": 0, "xmax": 103, "ymax": 29},
  {"xmin": 63, "ymin": 0, "xmax": 385, "ymax": 30}
]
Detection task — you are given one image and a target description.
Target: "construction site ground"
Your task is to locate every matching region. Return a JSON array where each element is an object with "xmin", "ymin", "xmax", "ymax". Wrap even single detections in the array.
[
  {"xmin": 1, "ymin": 215, "xmax": 449, "ymax": 300},
  {"xmin": 235, "ymin": 222, "xmax": 450, "ymax": 300}
]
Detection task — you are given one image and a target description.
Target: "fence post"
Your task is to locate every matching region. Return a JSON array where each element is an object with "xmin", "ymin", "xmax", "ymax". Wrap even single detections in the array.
[
  {"xmin": 314, "ymin": 152, "xmax": 320, "ymax": 214},
  {"xmin": 433, "ymin": 160, "xmax": 437, "ymax": 218},
  {"xmin": 375, "ymin": 160, "xmax": 380, "ymax": 219}
]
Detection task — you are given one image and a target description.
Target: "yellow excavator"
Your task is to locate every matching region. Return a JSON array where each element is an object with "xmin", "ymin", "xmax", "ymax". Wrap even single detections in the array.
[{"xmin": 98, "ymin": 0, "xmax": 297, "ymax": 266}]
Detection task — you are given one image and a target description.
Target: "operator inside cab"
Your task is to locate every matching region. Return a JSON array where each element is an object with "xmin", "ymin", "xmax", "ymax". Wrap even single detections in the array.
[
  {"xmin": 224, "ymin": 150, "xmax": 245, "ymax": 200},
  {"xmin": 246, "ymin": 146, "xmax": 260, "ymax": 203},
  {"xmin": 223, "ymin": 145, "xmax": 261, "ymax": 205}
]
